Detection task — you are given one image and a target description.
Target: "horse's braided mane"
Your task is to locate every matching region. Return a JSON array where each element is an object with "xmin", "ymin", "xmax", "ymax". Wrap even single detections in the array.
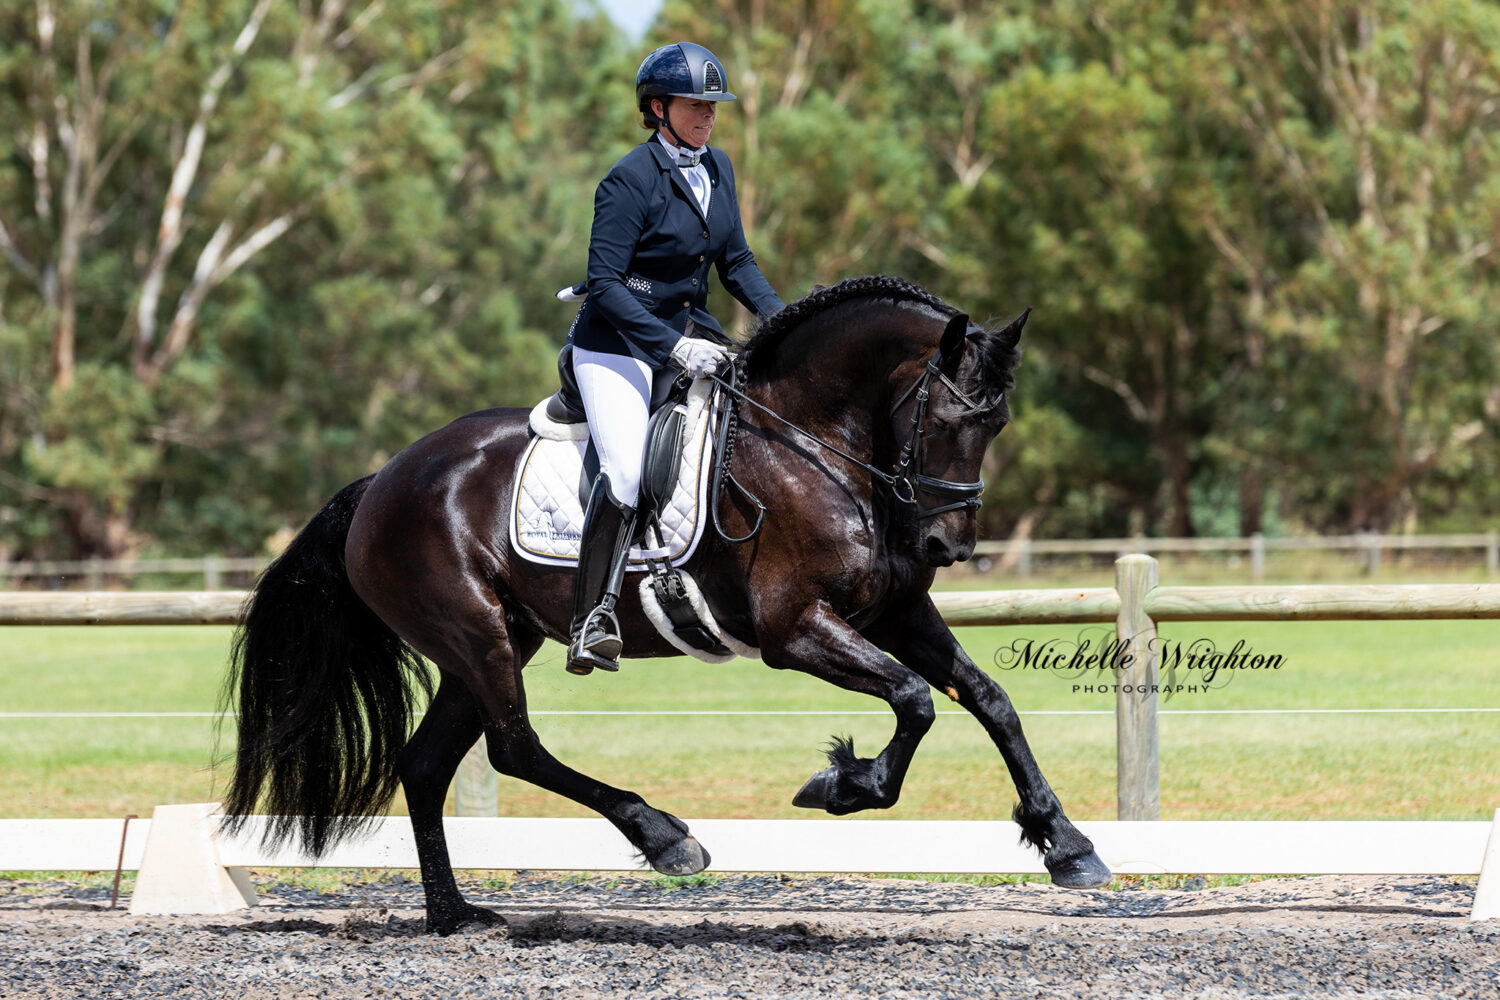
[{"xmin": 737, "ymin": 275, "xmax": 958, "ymax": 371}]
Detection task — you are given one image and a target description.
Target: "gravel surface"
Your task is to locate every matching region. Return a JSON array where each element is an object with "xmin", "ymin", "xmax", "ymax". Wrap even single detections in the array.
[{"xmin": 3, "ymin": 873, "xmax": 1497, "ymax": 998}]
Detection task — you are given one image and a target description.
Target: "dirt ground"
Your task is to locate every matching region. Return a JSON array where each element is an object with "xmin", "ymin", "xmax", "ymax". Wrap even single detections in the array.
[{"xmin": 3, "ymin": 873, "xmax": 1497, "ymax": 998}]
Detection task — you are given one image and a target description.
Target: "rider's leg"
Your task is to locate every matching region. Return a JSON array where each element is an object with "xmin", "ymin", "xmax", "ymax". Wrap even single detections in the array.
[
  {"xmin": 568, "ymin": 473, "xmax": 637, "ymax": 673},
  {"xmin": 568, "ymin": 347, "xmax": 652, "ymax": 674}
]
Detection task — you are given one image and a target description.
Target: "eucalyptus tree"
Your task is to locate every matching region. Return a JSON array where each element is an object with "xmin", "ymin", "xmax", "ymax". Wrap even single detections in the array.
[
  {"xmin": 0, "ymin": 0, "xmax": 626, "ymax": 558},
  {"xmin": 1196, "ymin": 0, "xmax": 1500, "ymax": 532}
]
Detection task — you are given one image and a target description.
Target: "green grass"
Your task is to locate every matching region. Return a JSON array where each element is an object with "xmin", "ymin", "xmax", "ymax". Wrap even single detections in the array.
[{"xmin": 1, "ymin": 616, "xmax": 1497, "ymax": 822}]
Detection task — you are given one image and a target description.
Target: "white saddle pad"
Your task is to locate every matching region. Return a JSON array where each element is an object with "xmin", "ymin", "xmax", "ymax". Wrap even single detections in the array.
[{"xmin": 510, "ymin": 379, "xmax": 718, "ymax": 568}]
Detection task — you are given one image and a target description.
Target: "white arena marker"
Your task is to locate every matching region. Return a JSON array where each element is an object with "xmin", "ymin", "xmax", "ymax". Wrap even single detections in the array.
[
  {"xmin": 129, "ymin": 803, "xmax": 257, "ymax": 915},
  {"xmin": 1471, "ymin": 808, "xmax": 1500, "ymax": 922}
]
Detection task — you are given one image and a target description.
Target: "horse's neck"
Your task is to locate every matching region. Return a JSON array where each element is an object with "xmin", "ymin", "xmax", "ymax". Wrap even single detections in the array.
[{"xmin": 749, "ymin": 314, "xmax": 931, "ymax": 435}]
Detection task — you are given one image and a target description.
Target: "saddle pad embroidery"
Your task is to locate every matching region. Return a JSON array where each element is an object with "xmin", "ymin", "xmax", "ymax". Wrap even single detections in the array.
[{"xmin": 511, "ymin": 379, "xmax": 717, "ymax": 568}]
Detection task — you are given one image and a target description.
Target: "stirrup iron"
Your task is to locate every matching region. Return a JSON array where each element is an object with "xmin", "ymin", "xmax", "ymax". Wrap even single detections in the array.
[{"xmin": 568, "ymin": 604, "xmax": 623, "ymax": 675}]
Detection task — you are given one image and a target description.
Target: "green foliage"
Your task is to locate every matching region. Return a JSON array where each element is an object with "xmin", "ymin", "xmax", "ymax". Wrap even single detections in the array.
[
  {"xmin": 28, "ymin": 365, "xmax": 158, "ymax": 506},
  {"xmin": 0, "ymin": 0, "xmax": 629, "ymax": 557},
  {"xmin": 1, "ymin": 0, "xmax": 1497, "ymax": 560}
]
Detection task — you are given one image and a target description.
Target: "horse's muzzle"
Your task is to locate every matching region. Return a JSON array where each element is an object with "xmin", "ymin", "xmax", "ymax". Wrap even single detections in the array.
[{"xmin": 923, "ymin": 534, "xmax": 975, "ymax": 567}]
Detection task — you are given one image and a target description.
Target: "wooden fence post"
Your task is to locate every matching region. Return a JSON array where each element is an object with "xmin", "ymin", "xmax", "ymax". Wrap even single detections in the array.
[
  {"xmin": 1114, "ymin": 554, "xmax": 1160, "ymax": 821},
  {"xmin": 1250, "ymin": 532, "xmax": 1265, "ymax": 582},
  {"xmin": 453, "ymin": 736, "xmax": 497, "ymax": 817}
]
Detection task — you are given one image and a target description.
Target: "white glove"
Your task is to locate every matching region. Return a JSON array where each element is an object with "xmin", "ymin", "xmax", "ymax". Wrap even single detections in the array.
[{"xmin": 669, "ymin": 337, "xmax": 729, "ymax": 378}]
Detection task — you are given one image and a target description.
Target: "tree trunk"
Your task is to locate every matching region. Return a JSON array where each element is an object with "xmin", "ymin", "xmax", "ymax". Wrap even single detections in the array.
[
  {"xmin": 59, "ymin": 491, "xmax": 132, "ymax": 559},
  {"xmin": 1239, "ymin": 465, "xmax": 1264, "ymax": 537},
  {"xmin": 1162, "ymin": 430, "xmax": 1195, "ymax": 538}
]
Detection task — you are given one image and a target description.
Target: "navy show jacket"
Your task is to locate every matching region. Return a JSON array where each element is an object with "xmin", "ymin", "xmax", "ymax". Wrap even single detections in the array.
[{"xmin": 569, "ymin": 138, "xmax": 783, "ymax": 366}]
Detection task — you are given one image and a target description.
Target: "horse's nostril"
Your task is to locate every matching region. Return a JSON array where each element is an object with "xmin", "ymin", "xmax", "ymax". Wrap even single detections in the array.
[{"xmin": 924, "ymin": 536, "xmax": 956, "ymax": 566}]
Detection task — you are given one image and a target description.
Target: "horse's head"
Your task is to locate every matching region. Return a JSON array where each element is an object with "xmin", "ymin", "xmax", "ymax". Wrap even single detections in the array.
[
  {"xmin": 735, "ymin": 276, "xmax": 1026, "ymax": 567},
  {"xmin": 896, "ymin": 308, "xmax": 1027, "ymax": 567}
]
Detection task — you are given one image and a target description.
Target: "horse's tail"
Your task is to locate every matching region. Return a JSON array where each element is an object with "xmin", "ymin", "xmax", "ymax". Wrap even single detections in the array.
[{"xmin": 219, "ymin": 475, "xmax": 432, "ymax": 856}]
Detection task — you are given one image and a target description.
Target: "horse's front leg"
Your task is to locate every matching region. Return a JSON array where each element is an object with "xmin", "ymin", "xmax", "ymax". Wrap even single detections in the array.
[
  {"xmin": 862, "ymin": 596, "xmax": 1111, "ymax": 889},
  {"xmin": 762, "ymin": 601, "xmax": 936, "ymax": 814}
]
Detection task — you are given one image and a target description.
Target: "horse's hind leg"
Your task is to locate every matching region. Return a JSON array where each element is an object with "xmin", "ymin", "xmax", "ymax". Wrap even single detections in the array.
[
  {"xmin": 392, "ymin": 609, "xmax": 548, "ymax": 935},
  {"xmin": 398, "ymin": 673, "xmax": 500, "ymax": 935},
  {"xmin": 410, "ymin": 601, "xmax": 710, "ymax": 891},
  {"xmin": 863, "ymin": 597, "xmax": 1111, "ymax": 889},
  {"xmin": 478, "ymin": 677, "xmax": 711, "ymax": 879}
]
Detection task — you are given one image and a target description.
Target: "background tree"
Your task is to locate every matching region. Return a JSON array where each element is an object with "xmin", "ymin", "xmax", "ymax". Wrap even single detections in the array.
[
  {"xmin": 1197, "ymin": 0, "xmax": 1500, "ymax": 532},
  {"xmin": 3, "ymin": 0, "xmax": 1497, "ymax": 565},
  {"xmin": 0, "ymin": 0, "xmax": 629, "ymax": 559}
]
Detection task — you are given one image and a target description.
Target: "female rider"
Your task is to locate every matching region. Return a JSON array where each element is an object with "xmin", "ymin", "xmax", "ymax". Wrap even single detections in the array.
[{"xmin": 564, "ymin": 41, "xmax": 784, "ymax": 675}]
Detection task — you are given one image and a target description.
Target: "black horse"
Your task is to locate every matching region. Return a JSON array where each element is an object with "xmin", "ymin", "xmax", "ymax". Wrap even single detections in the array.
[{"xmin": 222, "ymin": 275, "xmax": 1110, "ymax": 934}]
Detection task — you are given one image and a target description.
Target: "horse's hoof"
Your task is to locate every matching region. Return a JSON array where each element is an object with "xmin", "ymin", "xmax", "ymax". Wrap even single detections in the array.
[
  {"xmin": 1047, "ymin": 850, "xmax": 1112, "ymax": 889},
  {"xmin": 792, "ymin": 766, "xmax": 838, "ymax": 810},
  {"xmin": 650, "ymin": 835, "xmax": 711, "ymax": 876},
  {"xmin": 428, "ymin": 902, "xmax": 507, "ymax": 936}
]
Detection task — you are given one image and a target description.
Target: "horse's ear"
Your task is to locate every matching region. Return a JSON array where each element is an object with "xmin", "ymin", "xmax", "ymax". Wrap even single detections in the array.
[
  {"xmin": 996, "ymin": 308, "xmax": 1031, "ymax": 347},
  {"xmin": 939, "ymin": 312, "xmax": 969, "ymax": 367}
]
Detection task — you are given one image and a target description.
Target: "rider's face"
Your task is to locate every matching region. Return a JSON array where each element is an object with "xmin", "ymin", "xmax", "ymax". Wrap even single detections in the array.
[{"xmin": 655, "ymin": 97, "xmax": 717, "ymax": 148}]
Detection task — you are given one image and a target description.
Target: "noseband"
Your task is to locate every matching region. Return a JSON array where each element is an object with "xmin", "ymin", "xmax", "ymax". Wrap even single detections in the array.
[{"xmin": 708, "ymin": 339, "xmax": 1000, "ymax": 542}]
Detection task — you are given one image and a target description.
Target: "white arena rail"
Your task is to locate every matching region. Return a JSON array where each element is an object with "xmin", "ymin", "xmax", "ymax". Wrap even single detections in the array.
[{"xmin": 1, "ymin": 804, "xmax": 1497, "ymax": 919}]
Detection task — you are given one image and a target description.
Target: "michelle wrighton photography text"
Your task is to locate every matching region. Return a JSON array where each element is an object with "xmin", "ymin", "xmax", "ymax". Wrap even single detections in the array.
[{"xmin": 992, "ymin": 629, "xmax": 1285, "ymax": 698}]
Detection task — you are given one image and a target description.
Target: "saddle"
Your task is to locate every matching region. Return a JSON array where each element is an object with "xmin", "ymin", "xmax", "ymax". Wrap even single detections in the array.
[
  {"xmin": 542, "ymin": 344, "xmax": 686, "ymax": 506},
  {"xmin": 525, "ymin": 344, "xmax": 739, "ymax": 659}
]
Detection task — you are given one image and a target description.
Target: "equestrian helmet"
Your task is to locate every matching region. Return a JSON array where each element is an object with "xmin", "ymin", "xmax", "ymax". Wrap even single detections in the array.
[{"xmin": 636, "ymin": 42, "xmax": 735, "ymax": 118}]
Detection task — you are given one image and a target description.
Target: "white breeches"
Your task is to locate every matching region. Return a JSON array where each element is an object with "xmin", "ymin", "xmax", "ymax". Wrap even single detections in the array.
[{"xmin": 572, "ymin": 346, "xmax": 674, "ymax": 508}]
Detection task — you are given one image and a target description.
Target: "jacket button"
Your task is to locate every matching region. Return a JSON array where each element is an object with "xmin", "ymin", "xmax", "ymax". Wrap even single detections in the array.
[
  {"xmin": 698, "ymin": 255, "xmax": 705, "ymax": 262},
  {"xmin": 682, "ymin": 300, "xmax": 691, "ymax": 308},
  {"xmin": 691, "ymin": 278, "xmax": 698, "ymax": 285},
  {"xmin": 702, "ymin": 231, "xmax": 709, "ymax": 239}
]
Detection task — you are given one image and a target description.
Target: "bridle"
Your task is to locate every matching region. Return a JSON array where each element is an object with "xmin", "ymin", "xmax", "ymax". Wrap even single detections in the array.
[
  {"xmin": 706, "ymin": 337, "xmax": 1000, "ymax": 543},
  {"xmin": 887, "ymin": 351, "xmax": 994, "ymax": 518}
]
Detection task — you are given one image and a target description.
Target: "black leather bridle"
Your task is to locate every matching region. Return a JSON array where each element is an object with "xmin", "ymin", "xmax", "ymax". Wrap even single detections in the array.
[
  {"xmin": 706, "ymin": 342, "xmax": 999, "ymax": 543},
  {"xmin": 886, "ymin": 351, "xmax": 993, "ymax": 519}
]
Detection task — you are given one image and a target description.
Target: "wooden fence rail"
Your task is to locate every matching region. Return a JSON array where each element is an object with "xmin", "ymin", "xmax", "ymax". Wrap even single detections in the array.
[
  {"xmin": 4, "ymin": 557, "xmax": 1498, "ymax": 824},
  {"xmin": 3, "ymin": 530, "xmax": 1497, "ymax": 588},
  {"xmin": 0, "ymin": 556, "xmax": 263, "ymax": 590},
  {"xmin": 973, "ymin": 530, "xmax": 1500, "ymax": 579}
]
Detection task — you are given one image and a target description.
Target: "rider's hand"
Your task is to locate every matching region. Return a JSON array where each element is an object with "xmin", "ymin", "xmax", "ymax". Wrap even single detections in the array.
[{"xmin": 669, "ymin": 337, "xmax": 729, "ymax": 378}]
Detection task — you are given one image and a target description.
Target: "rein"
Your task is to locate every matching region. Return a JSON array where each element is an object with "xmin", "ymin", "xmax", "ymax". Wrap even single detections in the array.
[{"xmin": 706, "ymin": 346, "xmax": 995, "ymax": 543}]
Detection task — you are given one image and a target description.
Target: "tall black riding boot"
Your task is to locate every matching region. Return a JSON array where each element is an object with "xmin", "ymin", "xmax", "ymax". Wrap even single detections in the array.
[{"xmin": 567, "ymin": 474, "xmax": 638, "ymax": 676}]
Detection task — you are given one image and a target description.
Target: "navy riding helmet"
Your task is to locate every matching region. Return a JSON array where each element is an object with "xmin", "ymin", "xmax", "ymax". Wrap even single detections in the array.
[{"xmin": 636, "ymin": 42, "xmax": 736, "ymax": 129}]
